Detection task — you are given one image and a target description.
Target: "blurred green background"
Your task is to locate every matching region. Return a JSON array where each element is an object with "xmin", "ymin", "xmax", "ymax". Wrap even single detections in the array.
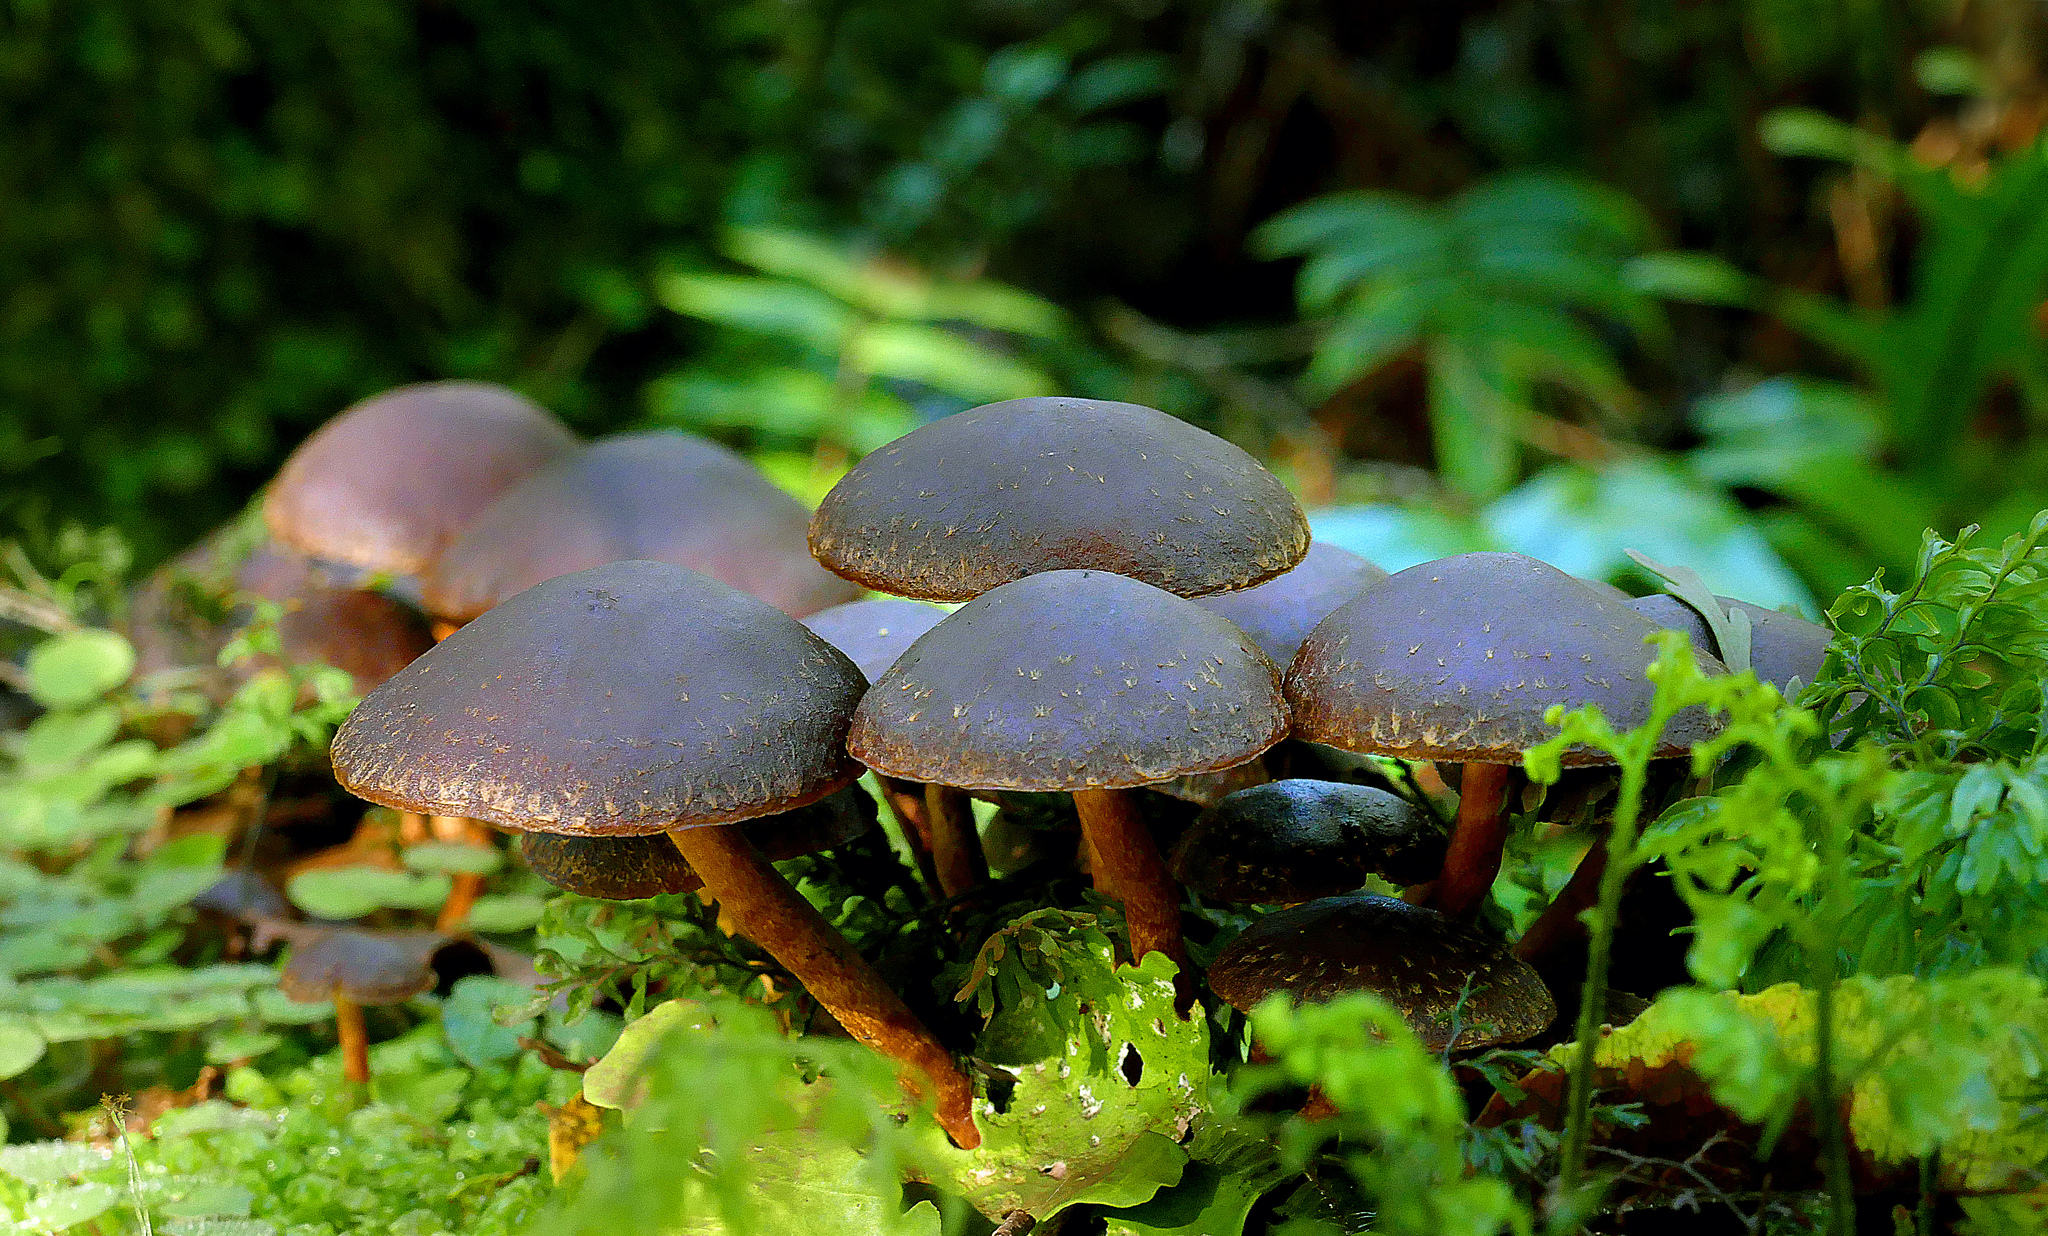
[{"xmin": 6, "ymin": 0, "xmax": 2047, "ymax": 609}]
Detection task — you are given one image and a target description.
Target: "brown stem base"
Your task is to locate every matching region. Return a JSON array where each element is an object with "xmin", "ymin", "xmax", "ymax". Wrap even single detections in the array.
[
  {"xmin": 877, "ymin": 775, "xmax": 943, "ymax": 897},
  {"xmin": 1431, "ymin": 763, "xmax": 1520, "ymax": 919},
  {"xmin": 335, "ymin": 994, "xmax": 370, "ymax": 1085},
  {"xmin": 1072, "ymin": 788, "xmax": 1192, "ymax": 1014},
  {"xmin": 667, "ymin": 824, "xmax": 982, "ymax": 1149},
  {"xmin": 925, "ymin": 783, "xmax": 987, "ymax": 901}
]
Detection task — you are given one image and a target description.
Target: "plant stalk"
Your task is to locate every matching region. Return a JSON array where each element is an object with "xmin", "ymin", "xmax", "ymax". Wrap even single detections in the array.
[{"xmin": 1071, "ymin": 788, "xmax": 1192, "ymax": 1013}]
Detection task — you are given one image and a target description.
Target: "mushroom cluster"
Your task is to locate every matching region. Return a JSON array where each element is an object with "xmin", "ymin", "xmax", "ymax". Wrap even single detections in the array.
[{"xmin": 297, "ymin": 391, "xmax": 1829, "ymax": 1152}]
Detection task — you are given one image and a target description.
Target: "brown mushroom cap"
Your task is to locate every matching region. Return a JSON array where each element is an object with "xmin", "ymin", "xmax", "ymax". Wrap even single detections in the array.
[
  {"xmin": 809, "ymin": 397, "xmax": 1310, "ymax": 601},
  {"xmin": 521, "ymin": 785, "xmax": 878, "ymax": 899},
  {"xmin": 331, "ymin": 560, "xmax": 866, "ymax": 835},
  {"xmin": 129, "ymin": 531, "xmax": 433, "ymax": 698},
  {"xmin": 801, "ymin": 599, "xmax": 950, "ymax": 683},
  {"xmin": 264, "ymin": 382, "xmax": 578, "ymax": 577},
  {"xmin": 1169, "ymin": 779, "xmax": 1445, "ymax": 903},
  {"xmin": 1193, "ymin": 541, "xmax": 1390, "ymax": 669},
  {"xmin": 1627, "ymin": 593, "xmax": 1832, "ymax": 694},
  {"xmin": 1287, "ymin": 552, "xmax": 1726, "ymax": 766},
  {"xmin": 849, "ymin": 569, "xmax": 1290, "ymax": 791},
  {"xmin": 1207, "ymin": 893, "xmax": 1555, "ymax": 1051},
  {"xmin": 422, "ymin": 431, "xmax": 860, "ymax": 622},
  {"xmin": 277, "ymin": 928, "xmax": 455, "ymax": 1005}
]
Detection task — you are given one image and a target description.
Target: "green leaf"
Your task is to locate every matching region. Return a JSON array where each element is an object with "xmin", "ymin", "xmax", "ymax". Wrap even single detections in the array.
[
  {"xmin": 286, "ymin": 867, "xmax": 451, "ymax": 919},
  {"xmin": 583, "ymin": 998, "xmax": 714, "ymax": 1110},
  {"xmin": 0, "ymin": 1013, "xmax": 47, "ymax": 1079},
  {"xmin": 464, "ymin": 893, "xmax": 547, "ymax": 933},
  {"xmin": 401, "ymin": 841, "xmax": 504, "ymax": 876},
  {"xmin": 656, "ymin": 272, "xmax": 856, "ymax": 350},
  {"xmin": 23, "ymin": 629, "xmax": 135, "ymax": 708},
  {"xmin": 1624, "ymin": 252, "xmax": 1758, "ymax": 306},
  {"xmin": 24, "ymin": 1181, "xmax": 121, "ymax": 1230},
  {"xmin": 442, "ymin": 975, "xmax": 536, "ymax": 1068},
  {"xmin": 846, "ymin": 321, "xmax": 1054, "ymax": 402}
]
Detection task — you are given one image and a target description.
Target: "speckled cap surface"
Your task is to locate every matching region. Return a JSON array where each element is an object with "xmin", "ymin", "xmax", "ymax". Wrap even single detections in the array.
[
  {"xmin": 809, "ymin": 397, "xmax": 1310, "ymax": 600},
  {"xmin": 1287, "ymin": 552, "xmax": 1726, "ymax": 765},
  {"xmin": 332, "ymin": 560, "xmax": 867, "ymax": 835},
  {"xmin": 520, "ymin": 785, "xmax": 878, "ymax": 900},
  {"xmin": 1207, "ymin": 893, "xmax": 1555, "ymax": 1051},
  {"xmin": 1193, "ymin": 541, "xmax": 1390, "ymax": 668},
  {"xmin": 1628, "ymin": 593, "xmax": 1831, "ymax": 693},
  {"xmin": 264, "ymin": 382, "xmax": 577, "ymax": 576},
  {"xmin": 278, "ymin": 928, "xmax": 452, "ymax": 1005},
  {"xmin": 1169, "ymin": 779, "xmax": 1444, "ymax": 903},
  {"xmin": 423, "ymin": 431, "xmax": 859, "ymax": 622},
  {"xmin": 801, "ymin": 598, "xmax": 950, "ymax": 683},
  {"xmin": 848, "ymin": 569, "xmax": 1290, "ymax": 791}
]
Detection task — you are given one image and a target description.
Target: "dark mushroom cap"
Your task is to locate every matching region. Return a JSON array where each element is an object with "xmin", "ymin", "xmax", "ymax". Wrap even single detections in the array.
[
  {"xmin": 423, "ymin": 431, "xmax": 859, "ymax": 622},
  {"xmin": 849, "ymin": 569, "xmax": 1289, "ymax": 791},
  {"xmin": 129, "ymin": 532, "xmax": 433, "ymax": 698},
  {"xmin": 800, "ymin": 599, "xmax": 949, "ymax": 683},
  {"xmin": 809, "ymin": 397, "xmax": 1310, "ymax": 601},
  {"xmin": 521, "ymin": 785, "xmax": 877, "ymax": 899},
  {"xmin": 277, "ymin": 927, "xmax": 454, "ymax": 1005},
  {"xmin": 264, "ymin": 382, "xmax": 578, "ymax": 577},
  {"xmin": 1627, "ymin": 594, "xmax": 1832, "ymax": 694},
  {"xmin": 1287, "ymin": 552, "xmax": 1726, "ymax": 766},
  {"xmin": 1169, "ymin": 779, "xmax": 1445, "ymax": 903},
  {"xmin": 331, "ymin": 560, "xmax": 866, "ymax": 835},
  {"xmin": 1207, "ymin": 893, "xmax": 1555, "ymax": 1051},
  {"xmin": 1193, "ymin": 541, "xmax": 1390, "ymax": 668}
]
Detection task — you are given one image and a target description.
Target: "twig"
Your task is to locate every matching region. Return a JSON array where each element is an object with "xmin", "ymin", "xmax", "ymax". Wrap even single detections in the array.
[
  {"xmin": 519, "ymin": 1035, "xmax": 593, "ymax": 1074},
  {"xmin": 991, "ymin": 1211, "xmax": 1037, "ymax": 1236},
  {"xmin": 0, "ymin": 585, "xmax": 73, "ymax": 633}
]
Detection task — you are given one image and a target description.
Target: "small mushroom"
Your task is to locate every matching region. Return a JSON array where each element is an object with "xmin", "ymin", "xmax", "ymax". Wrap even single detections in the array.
[
  {"xmin": 1192, "ymin": 542, "xmax": 1390, "ymax": 669},
  {"xmin": 263, "ymin": 381, "xmax": 579, "ymax": 579},
  {"xmin": 1169, "ymin": 779, "xmax": 1445, "ymax": 904},
  {"xmin": 849, "ymin": 569, "xmax": 1291, "ymax": 1001},
  {"xmin": 1288, "ymin": 552, "xmax": 1726, "ymax": 918},
  {"xmin": 276, "ymin": 926, "xmax": 481, "ymax": 1084},
  {"xmin": 423, "ymin": 431, "xmax": 859, "ymax": 623},
  {"xmin": 1208, "ymin": 893, "xmax": 1555, "ymax": 1053},
  {"xmin": 801, "ymin": 599, "xmax": 977, "ymax": 899},
  {"xmin": 521, "ymin": 786, "xmax": 877, "ymax": 900},
  {"xmin": 809, "ymin": 396, "xmax": 1309, "ymax": 600},
  {"xmin": 1627, "ymin": 593, "xmax": 1831, "ymax": 694}
]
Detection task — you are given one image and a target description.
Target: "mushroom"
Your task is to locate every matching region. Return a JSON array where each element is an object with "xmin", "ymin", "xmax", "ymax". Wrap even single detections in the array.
[
  {"xmin": 1626, "ymin": 593, "xmax": 1831, "ymax": 694},
  {"xmin": 276, "ymin": 926, "xmax": 483, "ymax": 1084},
  {"xmin": 422, "ymin": 431, "xmax": 860, "ymax": 624},
  {"xmin": 1192, "ymin": 542, "xmax": 1390, "ymax": 669},
  {"xmin": 848, "ymin": 569, "xmax": 1291, "ymax": 1000},
  {"xmin": 521, "ymin": 786, "xmax": 877, "ymax": 900},
  {"xmin": 263, "ymin": 381, "xmax": 578, "ymax": 583},
  {"xmin": 1287, "ymin": 552, "xmax": 1725, "ymax": 918},
  {"xmin": 808, "ymin": 396, "xmax": 1309, "ymax": 600},
  {"xmin": 1168, "ymin": 779, "xmax": 1445, "ymax": 905},
  {"xmin": 328, "ymin": 561, "xmax": 981, "ymax": 1148},
  {"xmin": 1208, "ymin": 893, "xmax": 1555, "ymax": 1053},
  {"xmin": 801, "ymin": 599, "xmax": 977, "ymax": 900}
]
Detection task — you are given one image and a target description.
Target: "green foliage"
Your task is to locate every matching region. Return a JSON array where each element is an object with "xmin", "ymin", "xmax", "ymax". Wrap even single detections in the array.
[{"xmin": 1256, "ymin": 173, "xmax": 1658, "ymax": 503}]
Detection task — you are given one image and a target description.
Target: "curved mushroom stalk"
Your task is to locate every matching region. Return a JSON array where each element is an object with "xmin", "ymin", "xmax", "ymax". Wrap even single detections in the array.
[
  {"xmin": 1431, "ymin": 763, "xmax": 1522, "ymax": 919},
  {"xmin": 923, "ymin": 783, "xmax": 987, "ymax": 902},
  {"xmin": 1072, "ymin": 788, "xmax": 1191, "ymax": 1011},
  {"xmin": 667, "ymin": 824, "xmax": 982, "ymax": 1150}
]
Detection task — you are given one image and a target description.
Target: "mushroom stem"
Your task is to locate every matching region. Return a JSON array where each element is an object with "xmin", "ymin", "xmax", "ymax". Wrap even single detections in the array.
[
  {"xmin": 1071, "ymin": 788, "xmax": 1192, "ymax": 1013},
  {"xmin": 431, "ymin": 815, "xmax": 493, "ymax": 931},
  {"xmin": 1432, "ymin": 763, "xmax": 1520, "ymax": 918},
  {"xmin": 666, "ymin": 824, "xmax": 982, "ymax": 1149},
  {"xmin": 924, "ymin": 783, "xmax": 987, "ymax": 901},
  {"xmin": 1513, "ymin": 838, "xmax": 1609, "ymax": 963},
  {"xmin": 334, "ymin": 994, "xmax": 370, "ymax": 1085},
  {"xmin": 876, "ymin": 776, "xmax": 943, "ymax": 898}
]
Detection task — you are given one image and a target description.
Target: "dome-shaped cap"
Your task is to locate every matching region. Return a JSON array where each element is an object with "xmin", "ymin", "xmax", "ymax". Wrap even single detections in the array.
[
  {"xmin": 810, "ymin": 397, "xmax": 1310, "ymax": 601},
  {"xmin": 331, "ymin": 560, "xmax": 867, "ymax": 835},
  {"xmin": 423, "ymin": 431, "xmax": 860, "ymax": 622},
  {"xmin": 1169, "ymin": 779, "xmax": 1444, "ymax": 903},
  {"xmin": 264, "ymin": 382, "xmax": 578, "ymax": 577},
  {"xmin": 1288, "ymin": 552, "xmax": 1726, "ymax": 766},
  {"xmin": 278, "ymin": 928, "xmax": 462, "ymax": 1005},
  {"xmin": 801, "ymin": 599, "xmax": 949, "ymax": 683},
  {"xmin": 1207, "ymin": 893, "xmax": 1555, "ymax": 1051},
  {"xmin": 849, "ymin": 569, "xmax": 1289, "ymax": 791},
  {"xmin": 521, "ymin": 785, "xmax": 877, "ymax": 900},
  {"xmin": 129, "ymin": 532, "xmax": 432, "ymax": 698},
  {"xmin": 1193, "ymin": 542, "xmax": 1390, "ymax": 668},
  {"xmin": 1628, "ymin": 594, "xmax": 1831, "ymax": 694}
]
